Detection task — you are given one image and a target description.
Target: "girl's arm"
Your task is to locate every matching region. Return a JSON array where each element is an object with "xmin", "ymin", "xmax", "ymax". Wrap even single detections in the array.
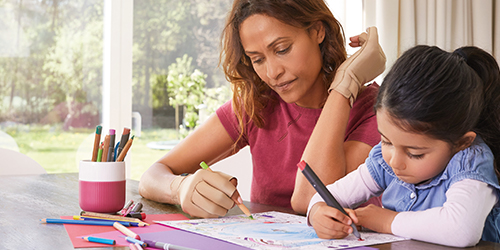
[
  {"xmin": 391, "ymin": 179, "xmax": 497, "ymax": 247},
  {"xmin": 138, "ymin": 113, "xmax": 238, "ymax": 212},
  {"xmin": 357, "ymin": 179, "xmax": 497, "ymax": 248}
]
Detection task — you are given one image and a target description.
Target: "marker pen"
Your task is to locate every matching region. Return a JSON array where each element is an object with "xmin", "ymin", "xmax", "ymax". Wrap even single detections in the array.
[
  {"xmin": 297, "ymin": 160, "xmax": 362, "ymax": 240},
  {"xmin": 116, "ymin": 127, "xmax": 131, "ymax": 160},
  {"xmin": 131, "ymin": 202, "xmax": 143, "ymax": 213},
  {"xmin": 143, "ymin": 239, "xmax": 197, "ymax": 250},
  {"xmin": 119, "ymin": 200, "xmax": 134, "ymax": 216},
  {"xmin": 107, "ymin": 129, "xmax": 116, "ymax": 161}
]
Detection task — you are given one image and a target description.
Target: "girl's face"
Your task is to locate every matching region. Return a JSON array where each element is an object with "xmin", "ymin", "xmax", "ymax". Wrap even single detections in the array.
[
  {"xmin": 377, "ymin": 109, "xmax": 455, "ymax": 185},
  {"xmin": 239, "ymin": 14, "xmax": 327, "ymax": 109}
]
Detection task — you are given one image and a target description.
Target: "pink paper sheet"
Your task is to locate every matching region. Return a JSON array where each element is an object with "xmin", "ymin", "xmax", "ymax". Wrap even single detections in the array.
[
  {"xmin": 63, "ymin": 214, "xmax": 188, "ymax": 248},
  {"xmin": 65, "ymin": 214, "xmax": 378, "ymax": 250}
]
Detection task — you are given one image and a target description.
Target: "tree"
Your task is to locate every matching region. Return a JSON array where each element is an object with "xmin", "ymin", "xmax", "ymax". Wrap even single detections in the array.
[
  {"xmin": 166, "ymin": 54, "xmax": 206, "ymax": 138},
  {"xmin": 132, "ymin": 0, "xmax": 232, "ymax": 128}
]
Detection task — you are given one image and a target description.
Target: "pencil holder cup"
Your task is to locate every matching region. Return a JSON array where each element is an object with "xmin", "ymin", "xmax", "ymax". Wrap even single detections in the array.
[{"xmin": 79, "ymin": 160, "xmax": 126, "ymax": 213}]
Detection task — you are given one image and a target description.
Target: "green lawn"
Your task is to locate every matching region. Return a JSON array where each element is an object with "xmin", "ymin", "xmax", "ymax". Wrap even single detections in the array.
[{"xmin": 7, "ymin": 125, "xmax": 178, "ymax": 180}]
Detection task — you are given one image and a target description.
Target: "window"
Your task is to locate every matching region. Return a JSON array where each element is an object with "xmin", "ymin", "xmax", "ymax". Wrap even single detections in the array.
[
  {"xmin": 0, "ymin": 0, "xmax": 104, "ymax": 173},
  {"xmin": 0, "ymin": 0, "xmax": 361, "ymax": 182},
  {"xmin": 130, "ymin": 0, "xmax": 232, "ymax": 179}
]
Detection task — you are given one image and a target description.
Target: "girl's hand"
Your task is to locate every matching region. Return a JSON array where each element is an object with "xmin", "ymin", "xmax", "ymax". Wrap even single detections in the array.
[
  {"xmin": 309, "ymin": 202, "xmax": 359, "ymax": 239},
  {"xmin": 354, "ymin": 204, "xmax": 397, "ymax": 234}
]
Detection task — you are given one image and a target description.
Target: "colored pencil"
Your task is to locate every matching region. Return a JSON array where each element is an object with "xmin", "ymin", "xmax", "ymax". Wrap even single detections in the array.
[
  {"xmin": 96, "ymin": 142, "xmax": 104, "ymax": 162},
  {"xmin": 74, "ymin": 215, "xmax": 147, "ymax": 225},
  {"xmin": 91, "ymin": 125, "xmax": 102, "ymax": 162},
  {"xmin": 82, "ymin": 236, "xmax": 116, "ymax": 245},
  {"xmin": 200, "ymin": 161, "xmax": 253, "ymax": 219},
  {"xmin": 134, "ymin": 243, "xmax": 144, "ymax": 250},
  {"xmin": 125, "ymin": 237, "xmax": 147, "ymax": 247},
  {"xmin": 129, "ymin": 243, "xmax": 139, "ymax": 250},
  {"xmin": 116, "ymin": 135, "xmax": 134, "ymax": 162},
  {"xmin": 73, "ymin": 216, "xmax": 148, "ymax": 227},
  {"xmin": 80, "ymin": 211, "xmax": 142, "ymax": 222},
  {"xmin": 101, "ymin": 134, "xmax": 110, "ymax": 162},
  {"xmin": 113, "ymin": 221, "xmax": 141, "ymax": 240},
  {"xmin": 40, "ymin": 218, "xmax": 131, "ymax": 227}
]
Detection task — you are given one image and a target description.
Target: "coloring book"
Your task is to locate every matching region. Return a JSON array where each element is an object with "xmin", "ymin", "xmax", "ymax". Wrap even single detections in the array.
[{"xmin": 156, "ymin": 211, "xmax": 408, "ymax": 249}]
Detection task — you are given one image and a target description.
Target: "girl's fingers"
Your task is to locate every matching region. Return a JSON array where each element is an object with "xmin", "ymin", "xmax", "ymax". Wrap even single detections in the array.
[
  {"xmin": 313, "ymin": 205, "xmax": 354, "ymax": 238},
  {"xmin": 345, "ymin": 208, "xmax": 359, "ymax": 224}
]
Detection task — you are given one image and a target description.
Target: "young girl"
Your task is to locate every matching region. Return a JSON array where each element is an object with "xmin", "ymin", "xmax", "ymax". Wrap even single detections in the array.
[
  {"xmin": 139, "ymin": 0, "xmax": 386, "ymax": 218},
  {"xmin": 307, "ymin": 45, "xmax": 500, "ymax": 247}
]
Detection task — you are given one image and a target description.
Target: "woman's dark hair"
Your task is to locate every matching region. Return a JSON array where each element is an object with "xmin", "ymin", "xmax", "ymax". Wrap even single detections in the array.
[
  {"xmin": 375, "ymin": 45, "xmax": 500, "ymax": 177},
  {"xmin": 220, "ymin": 0, "xmax": 346, "ymax": 144}
]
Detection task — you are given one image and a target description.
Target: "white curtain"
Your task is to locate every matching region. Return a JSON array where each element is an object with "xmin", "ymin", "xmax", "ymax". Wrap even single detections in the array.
[
  {"xmin": 326, "ymin": 0, "xmax": 364, "ymax": 56},
  {"xmin": 363, "ymin": 0, "xmax": 500, "ymax": 76}
]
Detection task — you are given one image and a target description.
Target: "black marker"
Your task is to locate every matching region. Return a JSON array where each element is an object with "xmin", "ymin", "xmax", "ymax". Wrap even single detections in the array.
[{"xmin": 297, "ymin": 160, "xmax": 361, "ymax": 240}]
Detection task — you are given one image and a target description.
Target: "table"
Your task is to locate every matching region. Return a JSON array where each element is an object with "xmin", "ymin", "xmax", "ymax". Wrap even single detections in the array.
[{"xmin": 1, "ymin": 173, "xmax": 499, "ymax": 249}]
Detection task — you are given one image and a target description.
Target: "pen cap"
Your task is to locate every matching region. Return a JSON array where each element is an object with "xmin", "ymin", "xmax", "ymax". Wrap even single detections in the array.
[
  {"xmin": 127, "ymin": 212, "xmax": 146, "ymax": 220},
  {"xmin": 79, "ymin": 160, "xmax": 126, "ymax": 213}
]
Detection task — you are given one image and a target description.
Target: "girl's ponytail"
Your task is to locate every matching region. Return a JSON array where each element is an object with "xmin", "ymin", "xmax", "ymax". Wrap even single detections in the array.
[{"xmin": 459, "ymin": 47, "xmax": 500, "ymax": 178}]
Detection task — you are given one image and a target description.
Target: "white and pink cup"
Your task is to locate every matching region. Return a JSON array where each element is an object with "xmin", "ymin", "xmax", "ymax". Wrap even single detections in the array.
[{"xmin": 79, "ymin": 160, "xmax": 126, "ymax": 213}]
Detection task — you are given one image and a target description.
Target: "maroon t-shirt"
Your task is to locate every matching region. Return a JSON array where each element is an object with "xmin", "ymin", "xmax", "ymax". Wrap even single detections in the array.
[{"xmin": 216, "ymin": 83, "xmax": 380, "ymax": 208}]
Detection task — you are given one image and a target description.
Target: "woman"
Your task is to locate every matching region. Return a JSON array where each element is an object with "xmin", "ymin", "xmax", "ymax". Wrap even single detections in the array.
[{"xmin": 139, "ymin": 0, "xmax": 385, "ymax": 217}]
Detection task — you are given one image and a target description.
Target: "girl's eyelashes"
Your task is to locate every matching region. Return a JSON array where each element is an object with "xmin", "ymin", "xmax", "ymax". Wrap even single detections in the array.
[
  {"xmin": 381, "ymin": 139, "xmax": 425, "ymax": 160},
  {"xmin": 381, "ymin": 140, "xmax": 392, "ymax": 146},
  {"xmin": 407, "ymin": 153, "xmax": 424, "ymax": 160}
]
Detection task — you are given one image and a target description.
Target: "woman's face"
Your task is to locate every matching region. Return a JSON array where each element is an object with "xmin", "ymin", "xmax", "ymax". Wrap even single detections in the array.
[{"xmin": 240, "ymin": 14, "xmax": 326, "ymax": 109}]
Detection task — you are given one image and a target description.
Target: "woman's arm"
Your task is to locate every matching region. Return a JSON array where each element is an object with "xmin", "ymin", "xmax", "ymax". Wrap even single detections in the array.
[
  {"xmin": 291, "ymin": 91, "xmax": 373, "ymax": 214},
  {"xmin": 138, "ymin": 113, "xmax": 237, "ymax": 205},
  {"xmin": 291, "ymin": 27, "xmax": 385, "ymax": 214}
]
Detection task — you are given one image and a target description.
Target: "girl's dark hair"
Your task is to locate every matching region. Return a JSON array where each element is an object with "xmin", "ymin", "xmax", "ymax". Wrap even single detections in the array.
[
  {"xmin": 375, "ymin": 45, "xmax": 500, "ymax": 177},
  {"xmin": 220, "ymin": 0, "xmax": 345, "ymax": 144}
]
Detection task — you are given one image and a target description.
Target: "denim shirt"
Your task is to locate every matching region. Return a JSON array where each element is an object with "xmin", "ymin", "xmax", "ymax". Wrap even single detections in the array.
[{"xmin": 365, "ymin": 137, "xmax": 500, "ymax": 242}]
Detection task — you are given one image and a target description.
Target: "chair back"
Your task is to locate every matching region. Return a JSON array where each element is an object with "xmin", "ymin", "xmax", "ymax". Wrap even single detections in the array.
[
  {"xmin": 0, "ymin": 148, "xmax": 46, "ymax": 175},
  {"xmin": 0, "ymin": 130, "xmax": 19, "ymax": 152}
]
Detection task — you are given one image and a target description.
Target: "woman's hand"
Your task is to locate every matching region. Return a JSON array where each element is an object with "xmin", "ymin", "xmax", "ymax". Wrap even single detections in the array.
[
  {"xmin": 309, "ymin": 202, "xmax": 359, "ymax": 239},
  {"xmin": 171, "ymin": 169, "xmax": 237, "ymax": 218},
  {"xmin": 329, "ymin": 26, "xmax": 386, "ymax": 106},
  {"xmin": 354, "ymin": 204, "xmax": 397, "ymax": 234},
  {"xmin": 348, "ymin": 34, "xmax": 366, "ymax": 47}
]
